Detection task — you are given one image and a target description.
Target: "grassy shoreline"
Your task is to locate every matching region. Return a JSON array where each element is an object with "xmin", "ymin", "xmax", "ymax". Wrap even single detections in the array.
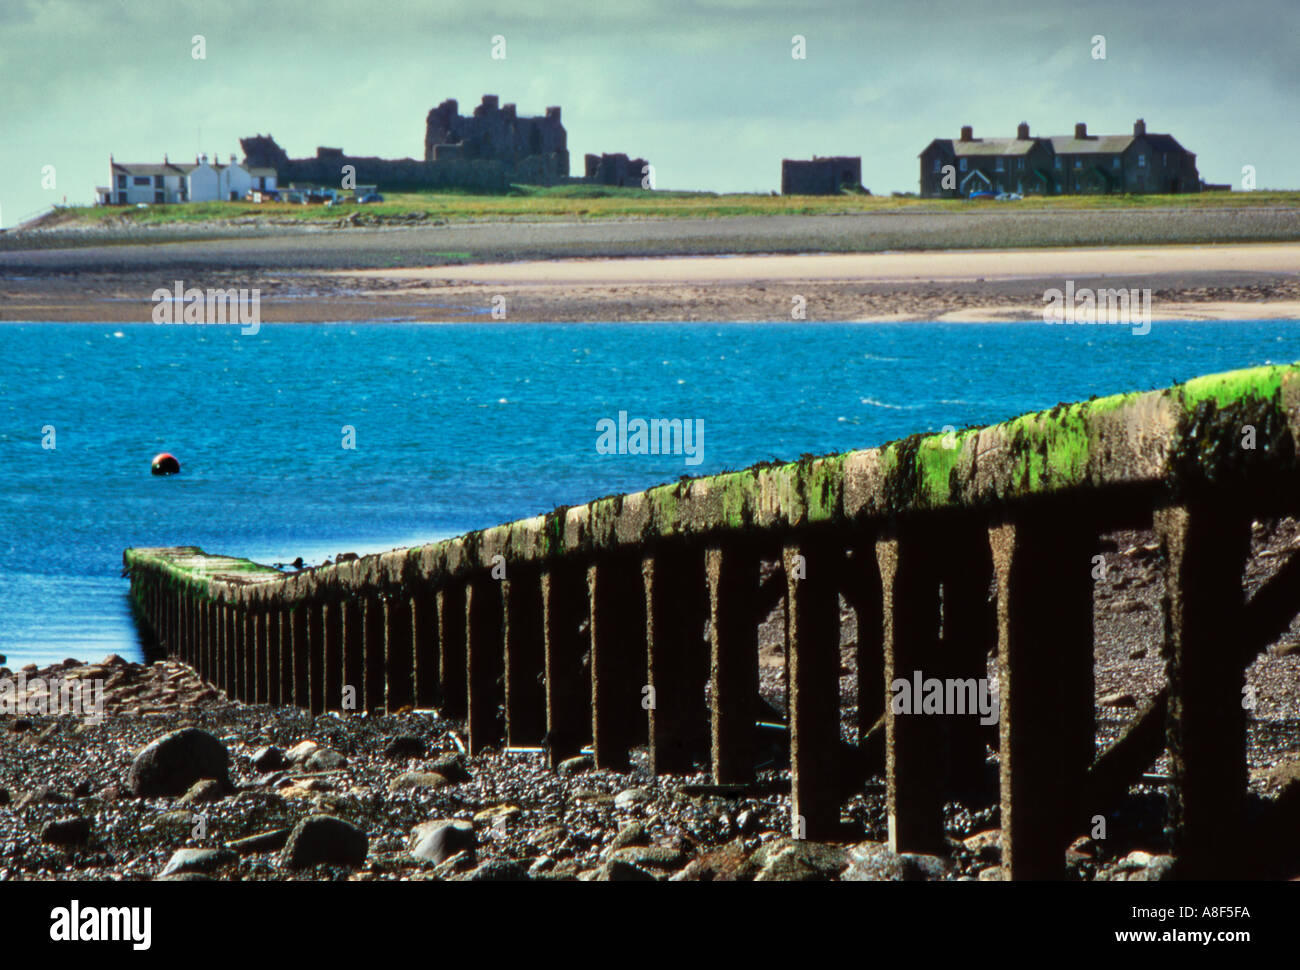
[{"xmin": 29, "ymin": 187, "xmax": 1300, "ymax": 229}]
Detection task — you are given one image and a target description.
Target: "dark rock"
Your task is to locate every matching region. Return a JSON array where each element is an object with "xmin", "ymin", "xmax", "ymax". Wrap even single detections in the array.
[
  {"xmin": 250, "ymin": 746, "xmax": 285, "ymax": 772},
  {"xmin": 608, "ymin": 821, "xmax": 649, "ymax": 852},
  {"xmin": 0, "ymin": 788, "xmax": 8, "ymax": 806},
  {"xmin": 607, "ymin": 845, "xmax": 686, "ymax": 872},
  {"xmin": 73, "ymin": 779, "xmax": 93, "ymax": 798},
  {"xmin": 557, "ymin": 755, "xmax": 594, "ymax": 777},
  {"xmin": 10, "ymin": 718, "xmax": 33, "ymax": 733},
  {"xmin": 429, "ymin": 754, "xmax": 471, "ymax": 783},
  {"xmin": 410, "ymin": 819, "xmax": 476, "ymax": 865},
  {"xmin": 158, "ymin": 848, "xmax": 237, "ymax": 877},
  {"xmin": 129, "ymin": 728, "xmax": 231, "ymax": 797},
  {"xmin": 41, "ymin": 816, "xmax": 91, "ymax": 845},
  {"xmin": 178, "ymin": 779, "xmax": 225, "ymax": 806},
  {"xmin": 16, "ymin": 785, "xmax": 69, "ymax": 809},
  {"xmin": 752, "ymin": 839, "xmax": 848, "ymax": 881},
  {"xmin": 281, "ymin": 815, "xmax": 368, "ymax": 869},
  {"xmin": 596, "ymin": 859, "xmax": 657, "ymax": 881},
  {"xmin": 465, "ymin": 859, "xmax": 529, "ymax": 881},
  {"xmin": 227, "ymin": 827, "xmax": 293, "ymax": 855},
  {"xmin": 390, "ymin": 771, "xmax": 451, "ymax": 792},
  {"xmin": 383, "ymin": 735, "xmax": 426, "ymax": 759},
  {"xmin": 672, "ymin": 837, "xmax": 757, "ymax": 881},
  {"xmin": 1098, "ymin": 851, "xmax": 1176, "ymax": 882},
  {"xmin": 305, "ymin": 748, "xmax": 348, "ymax": 771}
]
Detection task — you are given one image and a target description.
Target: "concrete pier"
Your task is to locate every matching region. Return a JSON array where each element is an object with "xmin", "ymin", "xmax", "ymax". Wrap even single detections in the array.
[{"xmin": 123, "ymin": 362, "xmax": 1300, "ymax": 881}]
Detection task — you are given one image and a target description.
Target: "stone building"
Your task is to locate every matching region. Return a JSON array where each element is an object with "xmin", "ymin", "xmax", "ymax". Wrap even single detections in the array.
[
  {"xmin": 919, "ymin": 119, "xmax": 1199, "ymax": 197},
  {"xmin": 585, "ymin": 153, "xmax": 650, "ymax": 188},
  {"xmin": 781, "ymin": 157, "xmax": 863, "ymax": 195},
  {"xmin": 240, "ymin": 95, "xmax": 648, "ymax": 194}
]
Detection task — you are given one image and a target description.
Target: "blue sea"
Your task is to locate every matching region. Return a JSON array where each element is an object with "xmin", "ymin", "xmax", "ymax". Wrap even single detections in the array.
[{"xmin": 2, "ymin": 320, "xmax": 1298, "ymax": 667}]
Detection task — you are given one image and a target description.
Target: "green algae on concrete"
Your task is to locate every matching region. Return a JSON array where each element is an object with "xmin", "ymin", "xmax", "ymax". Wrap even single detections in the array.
[{"xmin": 124, "ymin": 362, "xmax": 1300, "ymax": 588}]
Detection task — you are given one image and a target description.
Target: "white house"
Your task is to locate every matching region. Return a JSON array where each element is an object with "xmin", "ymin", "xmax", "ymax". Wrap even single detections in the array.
[{"xmin": 97, "ymin": 154, "xmax": 277, "ymax": 205}]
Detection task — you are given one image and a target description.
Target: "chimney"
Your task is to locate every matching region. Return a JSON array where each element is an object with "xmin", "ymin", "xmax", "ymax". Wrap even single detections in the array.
[
  {"xmin": 1017, "ymin": 122, "xmax": 1029, "ymax": 140},
  {"xmin": 1074, "ymin": 122, "xmax": 1088, "ymax": 139},
  {"xmin": 546, "ymin": 106, "xmax": 561, "ymax": 122},
  {"xmin": 1134, "ymin": 118, "xmax": 1146, "ymax": 136},
  {"xmin": 163, "ymin": 153, "xmax": 168, "ymax": 164},
  {"xmin": 230, "ymin": 153, "xmax": 237, "ymax": 164},
  {"xmin": 960, "ymin": 125, "xmax": 973, "ymax": 141},
  {"xmin": 482, "ymin": 94, "xmax": 499, "ymax": 111}
]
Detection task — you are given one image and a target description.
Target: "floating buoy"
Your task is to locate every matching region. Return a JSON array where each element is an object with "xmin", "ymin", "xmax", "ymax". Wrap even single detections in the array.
[{"xmin": 151, "ymin": 452, "xmax": 181, "ymax": 476}]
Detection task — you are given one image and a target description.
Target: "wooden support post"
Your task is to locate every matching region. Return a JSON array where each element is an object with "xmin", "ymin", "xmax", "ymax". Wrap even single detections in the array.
[
  {"xmin": 644, "ymin": 545, "xmax": 709, "ymax": 775},
  {"xmin": 938, "ymin": 521, "xmax": 998, "ymax": 798},
  {"xmin": 252, "ymin": 608, "xmax": 268, "ymax": 704},
  {"xmin": 878, "ymin": 530, "xmax": 945, "ymax": 855},
  {"xmin": 243, "ymin": 608, "xmax": 257, "ymax": 702},
  {"xmin": 266, "ymin": 606, "xmax": 282, "ymax": 706},
  {"xmin": 844, "ymin": 544, "xmax": 885, "ymax": 752},
  {"xmin": 386, "ymin": 595, "xmax": 415, "ymax": 713},
  {"xmin": 466, "ymin": 578, "xmax": 506, "ymax": 754},
  {"xmin": 1155, "ymin": 503, "xmax": 1250, "ymax": 879},
  {"xmin": 204, "ymin": 601, "xmax": 217, "ymax": 685},
  {"xmin": 437, "ymin": 583, "xmax": 468, "ymax": 719},
  {"xmin": 341, "ymin": 599, "xmax": 364, "ymax": 715},
  {"xmin": 362, "ymin": 596, "xmax": 386, "ymax": 713},
  {"xmin": 588, "ymin": 553, "xmax": 647, "ymax": 772},
  {"xmin": 290, "ymin": 604, "xmax": 309, "ymax": 710},
  {"xmin": 707, "ymin": 544, "xmax": 760, "ymax": 785},
  {"xmin": 412, "ymin": 585, "xmax": 439, "ymax": 708},
  {"xmin": 785, "ymin": 535, "xmax": 844, "ymax": 841},
  {"xmin": 305, "ymin": 603, "xmax": 325, "ymax": 715},
  {"xmin": 503, "ymin": 567, "xmax": 547, "ymax": 746},
  {"xmin": 223, "ymin": 603, "xmax": 238, "ymax": 699},
  {"xmin": 989, "ymin": 510, "xmax": 1095, "ymax": 880},
  {"xmin": 322, "ymin": 601, "xmax": 344, "ymax": 713},
  {"xmin": 542, "ymin": 562, "xmax": 591, "ymax": 767}
]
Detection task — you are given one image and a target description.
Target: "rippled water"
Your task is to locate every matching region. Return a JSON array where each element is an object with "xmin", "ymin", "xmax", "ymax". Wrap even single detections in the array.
[{"xmin": 2, "ymin": 320, "xmax": 1298, "ymax": 665}]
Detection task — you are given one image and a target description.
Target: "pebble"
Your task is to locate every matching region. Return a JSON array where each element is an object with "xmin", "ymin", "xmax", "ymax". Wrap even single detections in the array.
[
  {"xmin": 305, "ymin": 748, "xmax": 348, "ymax": 771},
  {"xmin": 614, "ymin": 787, "xmax": 650, "ymax": 810},
  {"xmin": 178, "ymin": 779, "xmax": 225, "ymax": 806},
  {"xmin": 158, "ymin": 847, "xmax": 237, "ymax": 877},
  {"xmin": 557, "ymin": 755, "xmax": 594, "ymax": 777}
]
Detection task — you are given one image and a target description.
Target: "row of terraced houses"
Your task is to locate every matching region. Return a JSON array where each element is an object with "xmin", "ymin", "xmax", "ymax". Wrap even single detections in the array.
[
  {"xmin": 96, "ymin": 153, "xmax": 278, "ymax": 206},
  {"xmin": 919, "ymin": 119, "xmax": 1199, "ymax": 197}
]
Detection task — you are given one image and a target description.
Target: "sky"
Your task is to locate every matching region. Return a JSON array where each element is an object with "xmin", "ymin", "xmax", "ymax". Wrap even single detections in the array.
[{"xmin": 1, "ymin": 0, "xmax": 1297, "ymax": 226}]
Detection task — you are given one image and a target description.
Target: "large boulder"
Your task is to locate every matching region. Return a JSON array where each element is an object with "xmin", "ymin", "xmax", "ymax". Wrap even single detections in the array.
[{"xmin": 129, "ymin": 728, "xmax": 231, "ymax": 797}]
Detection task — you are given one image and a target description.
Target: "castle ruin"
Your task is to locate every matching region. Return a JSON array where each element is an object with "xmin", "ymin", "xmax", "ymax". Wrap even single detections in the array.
[{"xmin": 240, "ymin": 95, "xmax": 648, "ymax": 193}]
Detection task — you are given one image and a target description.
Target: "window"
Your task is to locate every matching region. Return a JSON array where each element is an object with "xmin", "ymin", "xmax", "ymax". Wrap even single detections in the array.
[
  {"xmin": 1113, "ymin": 158, "xmax": 1121, "ymax": 168},
  {"xmin": 995, "ymin": 158, "xmax": 1004, "ymax": 171},
  {"xmin": 932, "ymin": 158, "xmax": 940, "ymax": 173},
  {"xmin": 116, "ymin": 174, "xmax": 127, "ymax": 189},
  {"xmin": 1017, "ymin": 158, "xmax": 1024, "ymax": 170},
  {"xmin": 1054, "ymin": 157, "xmax": 1062, "ymax": 170},
  {"xmin": 959, "ymin": 158, "xmax": 967, "ymax": 172},
  {"xmin": 133, "ymin": 176, "xmax": 150, "ymax": 186},
  {"xmin": 1162, "ymin": 153, "xmax": 1168, "ymax": 166},
  {"xmin": 1074, "ymin": 159, "xmax": 1082, "ymax": 169},
  {"xmin": 155, "ymin": 191, "xmax": 165, "ymax": 203},
  {"xmin": 154, "ymin": 175, "xmax": 164, "ymax": 188},
  {"xmin": 1138, "ymin": 154, "xmax": 1146, "ymax": 167}
]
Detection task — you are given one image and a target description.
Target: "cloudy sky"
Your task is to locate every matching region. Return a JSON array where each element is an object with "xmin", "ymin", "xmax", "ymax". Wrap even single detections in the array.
[{"xmin": 1, "ymin": 0, "xmax": 1296, "ymax": 225}]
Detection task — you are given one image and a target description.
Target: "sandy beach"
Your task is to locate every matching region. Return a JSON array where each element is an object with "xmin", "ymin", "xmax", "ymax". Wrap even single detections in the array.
[{"xmin": 1, "ymin": 239, "xmax": 1297, "ymax": 323}]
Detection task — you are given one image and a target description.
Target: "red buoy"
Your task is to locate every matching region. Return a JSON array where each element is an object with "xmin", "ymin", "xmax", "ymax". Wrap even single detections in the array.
[{"xmin": 151, "ymin": 452, "xmax": 181, "ymax": 476}]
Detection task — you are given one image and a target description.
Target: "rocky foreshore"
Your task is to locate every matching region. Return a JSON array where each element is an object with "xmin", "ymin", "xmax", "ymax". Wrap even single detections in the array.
[{"xmin": 3, "ymin": 524, "xmax": 1299, "ymax": 881}]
